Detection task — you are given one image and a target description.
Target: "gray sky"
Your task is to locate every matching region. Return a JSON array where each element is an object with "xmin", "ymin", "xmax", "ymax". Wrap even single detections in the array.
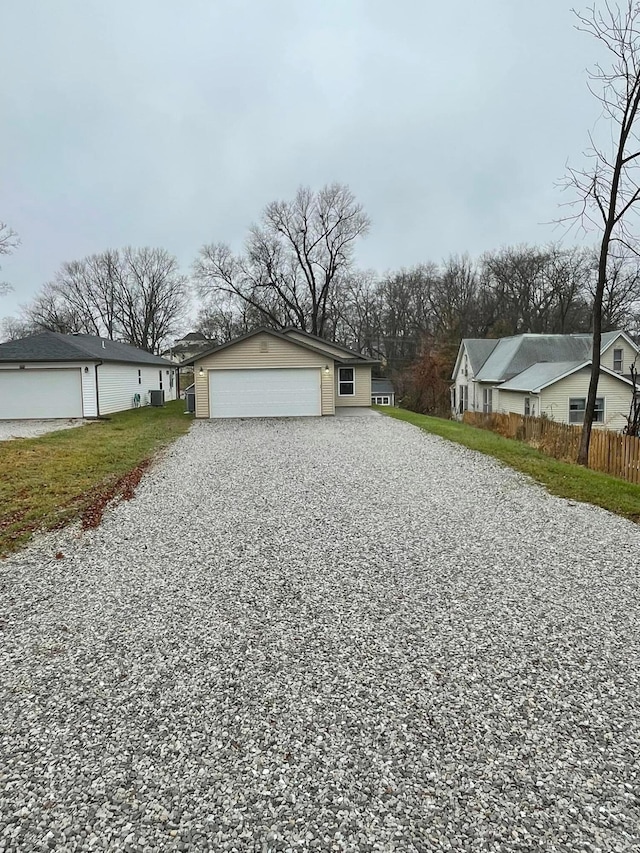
[{"xmin": 0, "ymin": 0, "xmax": 605, "ymax": 321}]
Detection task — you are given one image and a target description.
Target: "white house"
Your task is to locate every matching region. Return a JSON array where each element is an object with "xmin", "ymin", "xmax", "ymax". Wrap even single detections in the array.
[
  {"xmin": 0, "ymin": 332, "xmax": 177, "ymax": 420},
  {"xmin": 451, "ymin": 330, "xmax": 639, "ymax": 431}
]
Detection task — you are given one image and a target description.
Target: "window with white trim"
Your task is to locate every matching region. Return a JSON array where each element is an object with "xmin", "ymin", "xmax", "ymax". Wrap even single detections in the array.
[
  {"xmin": 482, "ymin": 387, "xmax": 493, "ymax": 414},
  {"xmin": 372, "ymin": 395, "xmax": 391, "ymax": 405},
  {"xmin": 569, "ymin": 397, "xmax": 604, "ymax": 424},
  {"xmin": 613, "ymin": 348, "xmax": 623, "ymax": 372},
  {"xmin": 524, "ymin": 396, "xmax": 531, "ymax": 416},
  {"xmin": 159, "ymin": 369, "xmax": 163, "ymax": 391},
  {"xmin": 458, "ymin": 385, "xmax": 468, "ymax": 414},
  {"xmin": 338, "ymin": 367, "xmax": 355, "ymax": 396}
]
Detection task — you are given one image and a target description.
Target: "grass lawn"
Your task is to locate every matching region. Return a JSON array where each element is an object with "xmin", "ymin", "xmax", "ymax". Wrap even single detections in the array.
[
  {"xmin": 377, "ymin": 406, "xmax": 640, "ymax": 523},
  {"xmin": 0, "ymin": 400, "xmax": 193, "ymax": 557}
]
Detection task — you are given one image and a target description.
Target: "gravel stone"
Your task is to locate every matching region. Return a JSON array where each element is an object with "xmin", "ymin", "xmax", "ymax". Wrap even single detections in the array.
[
  {"xmin": 0, "ymin": 418, "xmax": 88, "ymax": 442},
  {"xmin": 1, "ymin": 416, "xmax": 640, "ymax": 851}
]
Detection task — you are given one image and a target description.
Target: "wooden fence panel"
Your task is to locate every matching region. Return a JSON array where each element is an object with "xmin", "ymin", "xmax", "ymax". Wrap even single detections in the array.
[{"xmin": 463, "ymin": 410, "xmax": 640, "ymax": 485}]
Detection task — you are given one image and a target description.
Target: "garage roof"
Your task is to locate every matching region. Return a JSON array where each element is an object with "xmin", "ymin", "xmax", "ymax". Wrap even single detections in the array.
[
  {"xmin": 182, "ymin": 327, "xmax": 378, "ymax": 366},
  {"xmin": 0, "ymin": 332, "xmax": 174, "ymax": 366}
]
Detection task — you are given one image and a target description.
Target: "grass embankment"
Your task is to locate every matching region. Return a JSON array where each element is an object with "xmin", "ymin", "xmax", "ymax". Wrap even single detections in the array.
[
  {"xmin": 0, "ymin": 400, "xmax": 193, "ymax": 556},
  {"xmin": 378, "ymin": 407, "xmax": 640, "ymax": 523}
]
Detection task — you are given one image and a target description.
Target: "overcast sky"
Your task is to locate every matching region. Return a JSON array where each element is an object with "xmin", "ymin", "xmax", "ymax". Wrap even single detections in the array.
[{"xmin": 0, "ymin": 0, "xmax": 607, "ymax": 322}]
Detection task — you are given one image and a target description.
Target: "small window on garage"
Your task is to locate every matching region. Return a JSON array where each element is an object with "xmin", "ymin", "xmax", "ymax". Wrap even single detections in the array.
[
  {"xmin": 138, "ymin": 369, "xmax": 141, "ymax": 385},
  {"xmin": 338, "ymin": 367, "xmax": 355, "ymax": 396}
]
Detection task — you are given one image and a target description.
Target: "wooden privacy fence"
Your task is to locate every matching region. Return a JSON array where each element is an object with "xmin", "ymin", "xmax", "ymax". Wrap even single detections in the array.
[{"xmin": 463, "ymin": 411, "xmax": 640, "ymax": 484}]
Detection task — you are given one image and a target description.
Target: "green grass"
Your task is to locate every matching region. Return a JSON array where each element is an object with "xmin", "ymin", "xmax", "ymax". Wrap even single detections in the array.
[
  {"xmin": 0, "ymin": 400, "xmax": 193, "ymax": 556},
  {"xmin": 377, "ymin": 406, "xmax": 640, "ymax": 522}
]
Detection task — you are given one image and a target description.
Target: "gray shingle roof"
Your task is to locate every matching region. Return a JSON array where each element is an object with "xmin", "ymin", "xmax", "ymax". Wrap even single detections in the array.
[
  {"xmin": 475, "ymin": 335, "xmax": 593, "ymax": 382},
  {"xmin": 498, "ymin": 361, "xmax": 585, "ymax": 392},
  {"xmin": 371, "ymin": 379, "xmax": 394, "ymax": 394},
  {"xmin": 0, "ymin": 332, "xmax": 174, "ymax": 366},
  {"xmin": 464, "ymin": 339, "xmax": 499, "ymax": 374}
]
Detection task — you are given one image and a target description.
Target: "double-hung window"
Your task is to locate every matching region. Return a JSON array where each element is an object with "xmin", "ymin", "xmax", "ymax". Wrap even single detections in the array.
[
  {"xmin": 569, "ymin": 397, "xmax": 604, "ymax": 424},
  {"xmin": 482, "ymin": 387, "xmax": 493, "ymax": 414},
  {"xmin": 524, "ymin": 396, "xmax": 531, "ymax": 416},
  {"xmin": 613, "ymin": 348, "xmax": 624, "ymax": 372},
  {"xmin": 459, "ymin": 385, "xmax": 468, "ymax": 414},
  {"xmin": 338, "ymin": 367, "xmax": 355, "ymax": 396}
]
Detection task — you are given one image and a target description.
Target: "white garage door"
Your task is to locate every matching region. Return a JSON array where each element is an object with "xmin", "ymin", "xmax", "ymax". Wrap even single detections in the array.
[
  {"xmin": 0, "ymin": 369, "xmax": 83, "ymax": 419},
  {"xmin": 209, "ymin": 368, "xmax": 321, "ymax": 418}
]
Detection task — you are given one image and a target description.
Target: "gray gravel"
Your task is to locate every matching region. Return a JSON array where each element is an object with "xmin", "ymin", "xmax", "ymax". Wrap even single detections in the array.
[
  {"xmin": 0, "ymin": 419, "xmax": 87, "ymax": 441},
  {"xmin": 1, "ymin": 415, "xmax": 640, "ymax": 852}
]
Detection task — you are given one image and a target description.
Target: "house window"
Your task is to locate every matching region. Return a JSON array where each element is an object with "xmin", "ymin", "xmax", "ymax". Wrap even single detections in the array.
[
  {"xmin": 338, "ymin": 367, "xmax": 355, "ymax": 396},
  {"xmin": 524, "ymin": 396, "xmax": 530, "ymax": 416},
  {"xmin": 459, "ymin": 385, "xmax": 468, "ymax": 414},
  {"xmin": 569, "ymin": 397, "xmax": 605, "ymax": 424},
  {"xmin": 613, "ymin": 348, "xmax": 623, "ymax": 372},
  {"xmin": 372, "ymin": 395, "xmax": 391, "ymax": 405},
  {"xmin": 159, "ymin": 370, "xmax": 163, "ymax": 391},
  {"xmin": 138, "ymin": 369, "xmax": 141, "ymax": 385},
  {"xmin": 482, "ymin": 388, "xmax": 493, "ymax": 414}
]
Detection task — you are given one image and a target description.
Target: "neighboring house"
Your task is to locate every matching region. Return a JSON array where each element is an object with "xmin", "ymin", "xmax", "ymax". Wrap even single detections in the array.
[
  {"xmin": 161, "ymin": 332, "xmax": 213, "ymax": 364},
  {"xmin": 0, "ymin": 332, "xmax": 177, "ymax": 420},
  {"xmin": 371, "ymin": 379, "xmax": 395, "ymax": 406},
  {"xmin": 184, "ymin": 326, "xmax": 377, "ymax": 418},
  {"xmin": 451, "ymin": 330, "xmax": 639, "ymax": 431}
]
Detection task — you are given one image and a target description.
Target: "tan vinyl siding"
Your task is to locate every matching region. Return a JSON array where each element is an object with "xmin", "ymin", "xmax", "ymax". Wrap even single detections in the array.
[
  {"xmin": 195, "ymin": 332, "xmax": 335, "ymax": 417},
  {"xmin": 601, "ymin": 336, "xmax": 639, "ymax": 374},
  {"xmin": 540, "ymin": 367, "xmax": 632, "ymax": 431},
  {"xmin": 335, "ymin": 364, "xmax": 371, "ymax": 408}
]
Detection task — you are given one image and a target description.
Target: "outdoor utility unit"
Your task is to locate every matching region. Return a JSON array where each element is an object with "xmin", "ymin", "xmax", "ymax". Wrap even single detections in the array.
[{"xmin": 150, "ymin": 389, "xmax": 165, "ymax": 407}]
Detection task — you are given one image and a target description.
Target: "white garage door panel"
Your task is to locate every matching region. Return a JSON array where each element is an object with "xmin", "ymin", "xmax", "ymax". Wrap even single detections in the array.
[
  {"xmin": 209, "ymin": 368, "xmax": 321, "ymax": 418},
  {"xmin": 0, "ymin": 369, "xmax": 83, "ymax": 419}
]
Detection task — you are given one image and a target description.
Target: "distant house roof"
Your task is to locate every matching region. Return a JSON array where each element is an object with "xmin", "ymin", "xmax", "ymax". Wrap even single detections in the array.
[
  {"xmin": 465, "ymin": 339, "xmax": 499, "ymax": 374},
  {"xmin": 178, "ymin": 331, "xmax": 209, "ymax": 343},
  {"xmin": 499, "ymin": 360, "xmax": 634, "ymax": 393},
  {"xmin": 0, "ymin": 332, "xmax": 174, "ymax": 366},
  {"xmin": 475, "ymin": 335, "xmax": 596, "ymax": 383},
  {"xmin": 371, "ymin": 379, "xmax": 395, "ymax": 395}
]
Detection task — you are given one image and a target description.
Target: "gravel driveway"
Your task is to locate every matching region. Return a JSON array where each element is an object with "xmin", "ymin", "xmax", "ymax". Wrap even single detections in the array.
[
  {"xmin": 0, "ymin": 419, "xmax": 87, "ymax": 442},
  {"xmin": 1, "ymin": 416, "xmax": 640, "ymax": 852}
]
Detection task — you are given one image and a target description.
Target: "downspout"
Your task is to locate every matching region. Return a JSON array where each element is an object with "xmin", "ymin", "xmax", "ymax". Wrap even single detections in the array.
[{"xmin": 95, "ymin": 361, "xmax": 102, "ymax": 417}]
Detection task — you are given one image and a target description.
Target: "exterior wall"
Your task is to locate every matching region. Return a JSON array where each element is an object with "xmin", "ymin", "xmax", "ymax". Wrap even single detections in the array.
[
  {"xmin": 194, "ymin": 332, "xmax": 335, "ymax": 418},
  {"xmin": 497, "ymin": 390, "xmax": 542, "ymax": 418},
  {"xmin": 97, "ymin": 363, "xmax": 176, "ymax": 415},
  {"xmin": 0, "ymin": 361, "xmax": 99, "ymax": 417},
  {"xmin": 335, "ymin": 364, "xmax": 372, "ymax": 408},
  {"xmin": 453, "ymin": 347, "xmax": 484, "ymax": 416},
  {"xmin": 601, "ymin": 336, "xmax": 639, "ymax": 374},
  {"xmin": 540, "ymin": 367, "xmax": 632, "ymax": 431}
]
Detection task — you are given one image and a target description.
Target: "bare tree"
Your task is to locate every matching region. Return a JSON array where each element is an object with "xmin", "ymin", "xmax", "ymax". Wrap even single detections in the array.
[
  {"xmin": 562, "ymin": 1, "xmax": 640, "ymax": 464},
  {"xmin": 0, "ymin": 222, "xmax": 20, "ymax": 295},
  {"xmin": 21, "ymin": 247, "xmax": 189, "ymax": 352},
  {"xmin": 194, "ymin": 184, "xmax": 370, "ymax": 337},
  {"xmin": 0, "ymin": 315, "xmax": 37, "ymax": 342},
  {"xmin": 115, "ymin": 247, "xmax": 189, "ymax": 352}
]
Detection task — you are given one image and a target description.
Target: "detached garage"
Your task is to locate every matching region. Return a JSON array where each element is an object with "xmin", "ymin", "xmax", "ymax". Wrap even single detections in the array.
[
  {"xmin": 185, "ymin": 327, "xmax": 377, "ymax": 419},
  {"xmin": 0, "ymin": 331, "xmax": 177, "ymax": 420}
]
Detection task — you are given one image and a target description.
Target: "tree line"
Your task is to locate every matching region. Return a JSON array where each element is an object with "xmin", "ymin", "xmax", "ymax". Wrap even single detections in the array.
[{"xmin": 3, "ymin": 182, "xmax": 640, "ymax": 412}]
